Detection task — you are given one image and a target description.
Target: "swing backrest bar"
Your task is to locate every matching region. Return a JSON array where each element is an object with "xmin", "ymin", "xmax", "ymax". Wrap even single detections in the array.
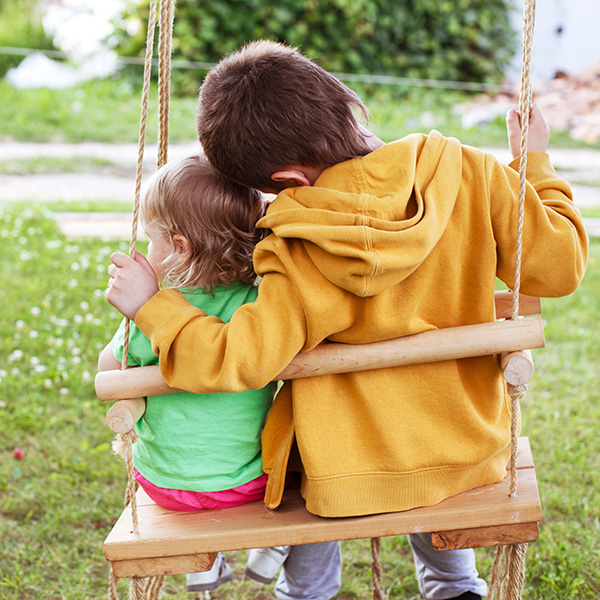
[{"xmin": 95, "ymin": 292, "xmax": 542, "ymax": 403}]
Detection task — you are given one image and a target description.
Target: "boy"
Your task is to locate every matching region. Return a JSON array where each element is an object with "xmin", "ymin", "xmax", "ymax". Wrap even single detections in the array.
[{"xmin": 106, "ymin": 41, "xmax": 588, "ymax": 600}]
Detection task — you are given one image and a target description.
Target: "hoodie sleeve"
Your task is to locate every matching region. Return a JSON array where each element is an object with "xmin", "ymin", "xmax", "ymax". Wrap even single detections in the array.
[
  {"xmin": 135, "ymin": 268, "xmax": 308, "ymax": 394},
  {"xmin": 487, "ymin": 151, "xmax": 588, "ymax": 297}
]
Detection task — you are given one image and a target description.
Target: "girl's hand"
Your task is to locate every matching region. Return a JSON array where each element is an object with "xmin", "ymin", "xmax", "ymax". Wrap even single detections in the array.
[
  {"xmin": 506, "ymin": 103, "xmax": 550, "ymax": 159},
  {"xmin": 106, "ymin": 251, "xmax": 159, "ymax": 320}
]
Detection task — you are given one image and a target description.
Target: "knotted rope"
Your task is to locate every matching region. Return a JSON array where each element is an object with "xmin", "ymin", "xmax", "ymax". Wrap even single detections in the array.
[
  {"xmin": 108, "ymin": 0, "xmax": 174, "ymax": 598},
  {"xmin": 488, "ymin": 2, "xmax": 537, "ymax": 599},
  {"xmin": 107, "ymin": 0, "xmax": 537, "ymax": 598}
]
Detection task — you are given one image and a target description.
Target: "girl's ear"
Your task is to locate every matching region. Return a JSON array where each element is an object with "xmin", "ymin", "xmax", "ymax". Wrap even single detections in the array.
[{"xmin": 172, "ymin": 234, "xmax": 191, "ymax": 258}]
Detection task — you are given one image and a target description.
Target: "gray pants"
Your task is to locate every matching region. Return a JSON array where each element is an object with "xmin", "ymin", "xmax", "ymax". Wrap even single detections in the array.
[
  {"xmin": 274, "ymin": 534, "xmax": 487, "ymax": 600},
  {"xmin": 408, "ymin": 533, "xmax": 488, "ymax": 599}
]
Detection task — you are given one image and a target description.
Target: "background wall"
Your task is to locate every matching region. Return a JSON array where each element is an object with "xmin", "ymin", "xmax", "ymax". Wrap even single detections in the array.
[{"xmin": 508, "ymin": 0, "xmax": 600, "ymax": 81}]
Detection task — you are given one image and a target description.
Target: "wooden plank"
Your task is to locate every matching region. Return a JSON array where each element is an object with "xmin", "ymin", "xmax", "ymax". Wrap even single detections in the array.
[
  {"xmin": 96, "ymin": 316, "xmax": 545, "ymax": 402},
  {"xmin": 276, "ymin": 316, "xmax": 544, "ymax": 380},
  {"xmin": 105, "ymin": 438, "xmax": 541, "ymax": 565},
  {"xmin": 431, "ymin": 522, "xmax": 539, "ymax": 551},
  {"xmin": 111, "ymin": 552, "xmax": 217, "ymax": 579},
  {"xmin": 494, "ymin": 292, "xmax": 541, "ymax": 319}
]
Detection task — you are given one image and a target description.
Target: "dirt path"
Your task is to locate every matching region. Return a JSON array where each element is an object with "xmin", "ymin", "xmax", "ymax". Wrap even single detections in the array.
[{"xmin": 0, "ymin": 142, "xmax": 598, "ymax": 238}]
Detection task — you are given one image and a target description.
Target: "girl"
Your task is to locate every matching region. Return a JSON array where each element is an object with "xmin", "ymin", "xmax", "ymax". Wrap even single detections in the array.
[{"xmin": 98, "ymin": 154, "xmax": 283, "ymax": 591}]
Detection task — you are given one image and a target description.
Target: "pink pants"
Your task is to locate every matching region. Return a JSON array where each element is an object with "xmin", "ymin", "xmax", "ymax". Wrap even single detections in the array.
[{"xmin": 134, "ymin": 468, "xmax": 268, "ymax": 511}]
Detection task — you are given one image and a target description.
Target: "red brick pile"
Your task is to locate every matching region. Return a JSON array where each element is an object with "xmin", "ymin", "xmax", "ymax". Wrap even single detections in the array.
[
  {"xmin": 456, "ymin": 61, "xmax": 600, "ymax": 144},
  {"xmin": 534, "ymin": 61, "xmax": 600, "ymax": 144}
]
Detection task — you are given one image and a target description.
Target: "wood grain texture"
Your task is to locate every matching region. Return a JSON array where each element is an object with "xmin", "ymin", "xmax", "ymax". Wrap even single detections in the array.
[
  {"xmin": 96, "ymin": 314, "xmax": 545, "ymax": 401},
  {"xmin": 104, "ymin": 438, "xmax": 541, "ymax": 576}
]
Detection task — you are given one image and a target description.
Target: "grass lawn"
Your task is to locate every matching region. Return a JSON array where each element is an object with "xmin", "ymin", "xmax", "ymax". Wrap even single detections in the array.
[
  {"xmin": 0, "ymin": 202, "xmax": 598, "ymax": 599},
  {"xmin": 2, "ymin": 76, "xmax": 591, "ymax": 150},
  {"xmin": 0, "ymin": 72, "xmax": 598, "ymax": 598}
]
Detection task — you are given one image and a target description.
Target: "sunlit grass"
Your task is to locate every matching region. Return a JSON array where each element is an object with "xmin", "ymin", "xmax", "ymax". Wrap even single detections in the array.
[
  {"xmin": 1, "ymin": 205, "xmax": 599, "ymax": 598},
  {"xmin": 1, "ymin": 76, "xmax": 598, "ymax": 151}
]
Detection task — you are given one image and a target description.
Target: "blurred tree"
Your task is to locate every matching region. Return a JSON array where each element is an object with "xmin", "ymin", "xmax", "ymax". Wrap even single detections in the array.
[
  {"xmin": 113, "ymin": 0, "xmax": 516, "ymax": 96},
  {"xmin": 0, "ymin": 0, "xmax": 55, "ymax": 77}
]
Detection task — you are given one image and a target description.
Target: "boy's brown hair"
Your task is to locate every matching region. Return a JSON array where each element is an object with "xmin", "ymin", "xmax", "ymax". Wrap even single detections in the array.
[
  {"xmin": 141, "ymin": 154, "xmax": 266, "ymax": 292},
  {"xmin": 197, "ymin": 40, "xmax": 372, "ymax": 191}
]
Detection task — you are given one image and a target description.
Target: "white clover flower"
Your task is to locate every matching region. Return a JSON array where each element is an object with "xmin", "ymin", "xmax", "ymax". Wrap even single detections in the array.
[
  {"xmin": 19, "ymin": 251, "xmax": 33, "ymax": 261},
  {"xmin": 72, "ymin": 346, "xmax": 81, "ymax": 356},
  {"xmin": 85, "ymin": 313, "xmax": 94, "ymax": 322},
  {"xmin": 67, "ymin": 279, "xmax": 79, "ymax": 289},
  {"xmin": 73, "ymin": 315, "xmax": 84, "ymax": 324},
  {"xmin": 30, "ymin": 306, "xmax": 41, "ymax": 316},
  {"xmin": 80, "ymin": 257, "xmax": 91, "ymax": 269},
  {"xmin": 28, "ymin": 330, "xmax": 39, "ymax": 338},
  {"xmin": 18, "ymin": 237, "xmax": 27, "ymax": 245},
  {"xmin": 43, "ymin": 379, "xmax": 53, "ymax": 389},
  {"xmin": 72, "ymin": 356, "xmax": 82, "ymax": 365},
  {"xmin": 61, "ymin": 371, "xmax": 69, "ymax": 381},
  {"xmin": 59, "ymin": 387, "xmax": 69, "ymax": 396},
  {"xmin": 93, "ymin": 319, "xmax": 102, "ymax": 326},
  {"xmin": 34, "ymin": 365, "xmax": 48, "ymax": 373},
  {"xmin": 0, "ymin": 369, "xmax": 7, "ymax": 377},
  {"xmin": 71, "ymin": 262, "xmax": 81, "ymax": 271},
  {"xmin": 30, "ymin": 357, "xmax": 40, "ymax": 367},
  {"xmin": 15, "ymin": 320, "xmax": 25, "ymax": 330},
  {"xmin": 80, "ymin": 301, "xmax": 90, "ymax": 311},
  {"xmin": 8, "ymin": 350, "xmax": 23, "ymax": 362},
  {"xmin": 81, "ymin": 370, "xmax": 92, "ymax": 384},
  {"xmin": 11, "ymin": 367, "xmax": 20, "ymax": 376},
  {"xmin": 96, "ymin": 264, "xmax": 105, "ymax": 273},
  {"xmin": 45, "ymin": 240, "xmax": 63, "ymax": 249}
]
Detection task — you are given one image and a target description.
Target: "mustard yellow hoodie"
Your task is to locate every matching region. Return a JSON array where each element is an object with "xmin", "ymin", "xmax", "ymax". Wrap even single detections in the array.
[{"xmin": 136, "ymin": 132, "xmax": 588, "ymax": 517}]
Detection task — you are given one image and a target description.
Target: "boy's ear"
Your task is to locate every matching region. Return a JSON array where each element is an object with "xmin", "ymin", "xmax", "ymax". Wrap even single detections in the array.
[
  {"xmin": 271, "ymin": 167, "xmax": 314, "ymax": 188},
  {"xmin": 172, "ymin": 234, "xmax": 191, "ymax": 257}
]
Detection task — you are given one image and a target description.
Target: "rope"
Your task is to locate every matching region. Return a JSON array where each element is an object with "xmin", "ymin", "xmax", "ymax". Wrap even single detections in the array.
[
  {"xmin": 144, "ymin": 575, "xmax": 165, "ymax": 600},
  {"xmin": 509, "ymin": 0, "xmax": 536, "ymax": 498},
  {"xmin": 128, "ymin": 577, "xmax": 145, "ymax": 600},
  {"xmin": 108, "ymin": 2, "xmax": 160, "ymax": 598},
  {"xmin": 489, "ymin": 3, "xmax": 536, "ymax": 599},
  {"xmin": 157, "ymin": 0, "xmax": 175, "ymax": 168},
  {"xmin": 371, "ymin": 537, "xmax": 384, "ymax": 600}
]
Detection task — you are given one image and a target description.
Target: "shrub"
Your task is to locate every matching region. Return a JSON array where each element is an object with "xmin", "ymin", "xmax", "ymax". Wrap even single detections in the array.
[
  {"xmin": 113, "ymin": 0, "xmax": 516, "ymax": 96},
  {"xmin": 0, "ymin": 0, "xmax": 55, "ymax": 78}
]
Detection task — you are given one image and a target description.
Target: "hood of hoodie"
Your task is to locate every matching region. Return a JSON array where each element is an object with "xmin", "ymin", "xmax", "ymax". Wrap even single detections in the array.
[{"xmin": 257, "ymin": 131, "xmax": 463, "ymax": 297}]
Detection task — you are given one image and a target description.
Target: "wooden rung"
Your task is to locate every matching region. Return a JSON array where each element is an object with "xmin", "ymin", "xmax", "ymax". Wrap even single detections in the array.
[
  {"xmin": 432, "ymin": 521, "xmax": 539, "ymax": 551},
  {"xmin": 106, "ymin": 397, "xmax": 146, "ymax": 434},
  {"xmin": 104, "ymin": 438, "xmax": 541, "ymax": 577},
  {"xmin": 501, "ymin": 349, "xmax": 534, "ymax": 386},
  {"xmin": 96, "ymin": 315, "xmax": 545, "ymax": 402},
  {"xmin": 494, "ymin": 291, "xmax": 541, "ymax": 319},
  {"xmin": 111, "ymin": 552, "xmax": 217, "ymax": 579}
]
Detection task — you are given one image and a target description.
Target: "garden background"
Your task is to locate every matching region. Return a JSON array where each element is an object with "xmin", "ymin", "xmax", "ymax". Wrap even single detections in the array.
[{"xmin": 1, "ymin": 1, "xmax": 599, "ymax": 598}]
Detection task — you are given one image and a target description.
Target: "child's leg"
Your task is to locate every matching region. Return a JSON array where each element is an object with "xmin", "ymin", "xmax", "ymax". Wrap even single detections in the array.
[
  {"xmin": 186, "ymin": 552, "xmax": 233, "ymax": 592},
  {"xmin": 245, "ymin": 546, "xmax": 291, "ymax": 583},
  {"xmin": 408, "ymin": 533, "xmax": 487, "ymax": 600},
  {"xmin": 273, "ymin": 541, "xmax": 341, "ymax": 600}
]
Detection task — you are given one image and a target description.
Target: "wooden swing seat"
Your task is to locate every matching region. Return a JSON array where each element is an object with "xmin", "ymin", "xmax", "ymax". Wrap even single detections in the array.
[{"xmin": 105, "ymin": 437, "xmax": 541, "ymax": 579}]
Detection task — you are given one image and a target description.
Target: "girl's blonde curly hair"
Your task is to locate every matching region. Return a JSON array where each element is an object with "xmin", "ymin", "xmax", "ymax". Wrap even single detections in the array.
[{"xmin": 141, "ymin": 154, "xmax": 267, "ymax": 293}]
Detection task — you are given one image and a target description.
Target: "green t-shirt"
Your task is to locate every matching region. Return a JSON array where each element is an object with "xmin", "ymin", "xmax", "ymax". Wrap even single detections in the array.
[{"xmin": 111, "ymin": 281, "xmax": 275, "ymax": 492}]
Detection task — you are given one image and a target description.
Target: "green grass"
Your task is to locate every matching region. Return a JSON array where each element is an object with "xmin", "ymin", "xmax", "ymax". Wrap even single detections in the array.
[
  {"xmin": 0, "ymin": 204, "xmax": 599, "ymax": 599},
  {"xmin": 1, "ymin": 76, "xmax": 598, "ymax": 150},
  {"xmin": 0, "ymin": 156, "xmax": 125, "ymax": 176},
  {"xmin": 0, "ymin": 77, "xmax": 199, "ymax": 144}
]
